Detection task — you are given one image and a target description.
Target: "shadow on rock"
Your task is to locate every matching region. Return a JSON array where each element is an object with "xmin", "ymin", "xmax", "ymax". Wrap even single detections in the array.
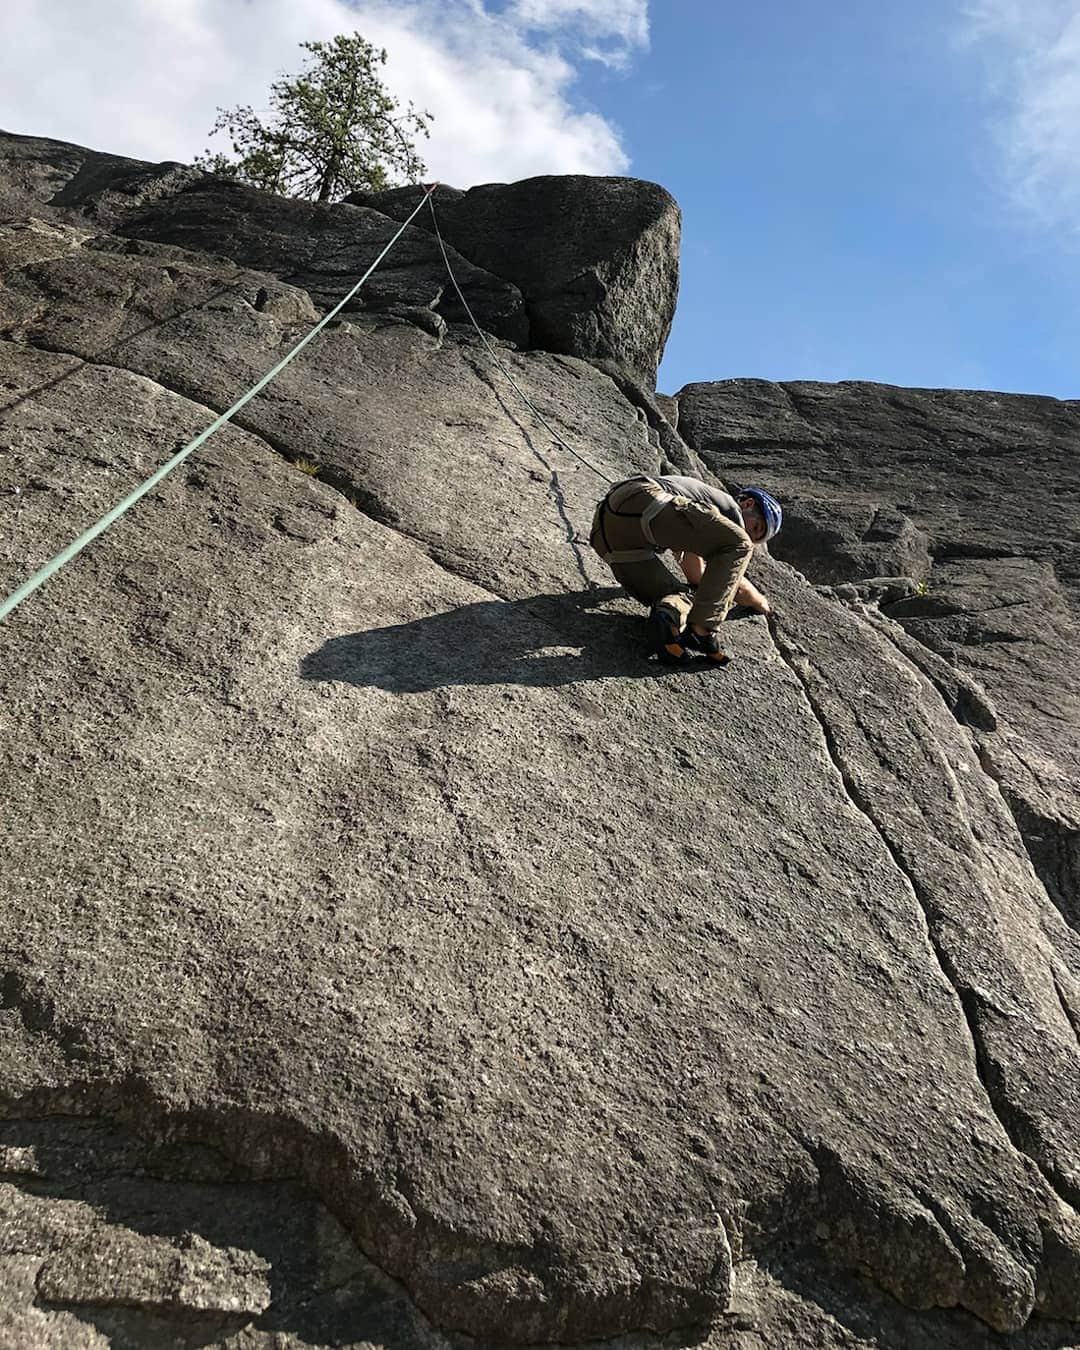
[
  {"xmin": 0, "ymin": 1117, "xmax": 429, "ymax": 1350},
  {"xmin": 1, "ymin": 1116, "xmax": 718, "ymax": 1350},
  {"xmin": 754, "ymin": 1252, "xmax": 1077, "ymax": 1350},
  {"xmin": 300, "ymin": 588, "xmax": 708, "ymax": 693}
]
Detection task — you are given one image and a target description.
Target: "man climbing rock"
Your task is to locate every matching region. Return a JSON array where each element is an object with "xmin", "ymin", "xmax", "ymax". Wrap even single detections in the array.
[{"xmin": 589, "ymin": 474, "xmax": 782, "ymax": 664}]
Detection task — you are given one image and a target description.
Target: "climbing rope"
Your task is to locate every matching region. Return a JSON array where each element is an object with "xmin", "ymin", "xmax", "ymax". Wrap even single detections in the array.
[
  {"xmin": 426, "ymin": 193, "xmax": 614, "ymax": 485},
  {"xmin": 1, "ymin": 181, "xmax": 617, "ymax": 626},
  {"xmin": 0, "ymin": 184, "xmax": 439, "ymax": 624}
]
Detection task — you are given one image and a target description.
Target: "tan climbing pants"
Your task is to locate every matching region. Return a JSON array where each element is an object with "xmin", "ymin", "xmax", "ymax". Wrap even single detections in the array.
[{"xmin": 589, "ymin": 476, "xmax": 753, "ymax": 629}]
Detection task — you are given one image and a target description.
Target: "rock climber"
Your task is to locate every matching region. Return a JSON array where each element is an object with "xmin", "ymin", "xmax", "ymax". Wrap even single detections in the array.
[{"xmin": 588, "ymin": 473, "xmax": 782, "ymax": 665}]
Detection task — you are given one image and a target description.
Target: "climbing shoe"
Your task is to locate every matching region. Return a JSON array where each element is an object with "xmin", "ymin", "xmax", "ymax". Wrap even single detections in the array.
[
  {"xmin": 649, "ymin": 603, "xmax": 693, "ymax": 665},
  {"xmin": 683, "ymin": 627, "xmax": 732, "ymax": 666}
]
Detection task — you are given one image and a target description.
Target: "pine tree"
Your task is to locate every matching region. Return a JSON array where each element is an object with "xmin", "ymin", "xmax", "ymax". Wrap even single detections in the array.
[{"xmin": 196, "ymin": 34, "xmax": 432, "ymax": 202}]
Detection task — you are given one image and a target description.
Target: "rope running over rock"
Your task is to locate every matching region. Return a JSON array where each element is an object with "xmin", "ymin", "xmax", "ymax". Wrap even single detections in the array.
[
  {"xmin": 0, "ymin": 185, "xmax": 439, "ymax": 624},
  {"xmin": 426, "ymin": 193, "xmax": 614, "ymax": 486},
  {"xmin": 1, "ymin": 183, "xmax": 616, "ymax": 626}
]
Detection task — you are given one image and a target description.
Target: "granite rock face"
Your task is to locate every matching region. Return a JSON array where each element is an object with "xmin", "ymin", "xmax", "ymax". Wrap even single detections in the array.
[
  {"xmin": 0, "ymin": 131, "xmax": 204, "ymax": 234},
  {"xmin": 675, "ymin": 377, "xmax": 1080, "ymax": 939},
  {"xmin": 1, "ymin": 132, "xmax": 1079, "ymax": 1348},
  {"xmin": 116, "ymin": 178, "xmax": 531, "ymax": 346},
  {"xmin": 350, "ymin": 175, "xmax": 681, "ymax": 386},
  {"xmin": 1, "ymin": 131, "xmax": 681, "ymax": 384}
]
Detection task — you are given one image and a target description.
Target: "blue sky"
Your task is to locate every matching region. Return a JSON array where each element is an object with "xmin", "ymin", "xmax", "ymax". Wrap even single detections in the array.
[
  {"xmin": 627, "ymin": 2, "xmax": 1080, "ymax": 397},
  {"xmin": 3, "ymin": 0, "xmax": 1078, "ymax": 398}
]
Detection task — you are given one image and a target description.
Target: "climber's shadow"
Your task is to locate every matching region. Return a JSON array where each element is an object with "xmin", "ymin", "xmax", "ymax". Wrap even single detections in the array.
[{"xmin": 300, "ymin": 588, "xmax": 698, "ymax": 693}]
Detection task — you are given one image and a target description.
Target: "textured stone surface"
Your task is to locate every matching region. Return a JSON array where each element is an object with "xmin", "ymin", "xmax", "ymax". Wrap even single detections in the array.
[
  {"xmin": 0, "ymin": 128, "xmax": 201, "ymax": 229},
  {"xmin": 672, "ymin": 378, "xmax": 1079, "ymax": 584},
  {"xmin": 117, "ymin": 178, "xmax": 530, "ymax": 343},
  {"xmin": 0, "ymin": 1118, "xmax": 443, "ymax": 1348},
  {"xmin": 351, "ymin": 175, "xmax": 681, "ymax": 385},
  {"xmin": 37, "ymin": 1230, "xmax": 270, "ymax": 1315},
  {"xmin": 6, "ymin": 1124, "xmax": 1080, "ymax": 1350},
  {"xmin": 675, "ymin": 377, "xmax": 1080, "ymax": 954},
  {"xmin": 1, "ymin": 132, "xmax": 681, "ymax": 381},
  {"xmin": 1, "ymin": 137, "xmax": 1079, "ymax": 1347}
]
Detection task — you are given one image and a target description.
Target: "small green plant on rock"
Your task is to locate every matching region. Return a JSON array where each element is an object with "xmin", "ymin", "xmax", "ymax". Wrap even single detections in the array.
[{"xmin": 291, "ymin": 457, "xmax": 321, "ymax": 476}]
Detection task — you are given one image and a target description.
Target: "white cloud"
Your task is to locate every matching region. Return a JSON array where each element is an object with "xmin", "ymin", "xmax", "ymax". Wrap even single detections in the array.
[
  {"xmin": 0, "ymin": 0, "xmax": 641, "ymax": 187},
  {"xmin": 959, "ymin": 1, "xmax": 1080, "ymax": 232},
  {"xmin": 508, "ymin": 0, "xmax": 649, "ymax": 68}
]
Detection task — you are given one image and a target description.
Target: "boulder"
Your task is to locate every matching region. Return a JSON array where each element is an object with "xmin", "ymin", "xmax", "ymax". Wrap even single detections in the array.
[
  {"xmin": 351, "ymin": 175, "xmax": 681, "ymax": 386},
  {"xmin": 2, "ymin": 138, "xmax": 1080, "ymax": 1349},
  {"xmin": 0, "ymin": 130, "xmax": 528, "ymax": 342},
  {"xmin": 0, "ymin": 133, "xmax": 680, "ymax": 380}
]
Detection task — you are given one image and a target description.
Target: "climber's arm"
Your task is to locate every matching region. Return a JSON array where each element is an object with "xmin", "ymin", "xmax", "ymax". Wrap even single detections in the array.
[{"xmin": 674, "ymin": 551, "xmax": 705, "ymax": 586}]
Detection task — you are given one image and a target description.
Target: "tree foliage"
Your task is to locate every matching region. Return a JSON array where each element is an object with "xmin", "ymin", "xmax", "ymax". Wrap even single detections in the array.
[{"xmin": 196, "ymin": 33, "xmax": 432, "ymax": 202}]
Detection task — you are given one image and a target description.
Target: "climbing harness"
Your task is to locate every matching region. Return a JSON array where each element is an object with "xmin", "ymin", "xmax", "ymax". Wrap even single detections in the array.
[
  {"xmin": 0, "ymin": 184, "xmax": 440, "ymax": 624},
  {"xmin": 592, "ymin": 475, "xmax": 674, "ymax": 564}
]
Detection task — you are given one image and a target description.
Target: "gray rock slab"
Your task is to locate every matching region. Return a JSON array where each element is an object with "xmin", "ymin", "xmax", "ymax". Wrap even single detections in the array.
[
  {"xmin": 762, "ymin": 496, "xmax": 934, "ymax": 587},
  {"xmin": 709, "ymin": 1254, "xmax": 1080, "ymax": 1350},
  {"xmin": 0, "ymin": 131, "xmax": 683, "ymax": 385},
  {"xmin": 677, "ymin": 375, "xmax": 1080, "ymax": 978},
  {"xmin": 767, "ymin": 574, "xmax": 1080, "ymax": 1323},
  {"xmin": 0, "ymin": 130, "xmax": 528, "ymax": 344},
  {"xmin": 37, "ymin": 1230, "xmax": 271, "ymax": 1316},
  {"xmin": 883, "ymin": 556, "xmax": 1080, "ymax": 923},
  {"xmin": 1, "ymin": 170, "xmax": 1080, "ymax": 1346},
  {"xmin": 674, "ymin": 378, "xmax": 1080, "ymax": 584},
  {"xmin": 0, "ymin": 224, "xmax": 646, "ymax": 601},
  {"xmin": 0, "ymin": 1117, "xmax": 446, "ymax": 1348},
  {"xmin": 0, "ymin": 128, "xmax": 201, "ymax": 229}
]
